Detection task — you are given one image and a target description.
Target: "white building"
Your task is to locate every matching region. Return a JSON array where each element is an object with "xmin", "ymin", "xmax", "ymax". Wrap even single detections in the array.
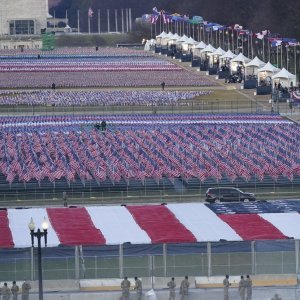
[{"xmin": 0, "ymin": 0, "xmax": 49, "ymax": 35}]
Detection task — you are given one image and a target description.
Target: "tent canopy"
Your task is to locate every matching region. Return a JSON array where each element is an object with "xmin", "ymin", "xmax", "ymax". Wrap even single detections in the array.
[
  {"xmin": 220, "ymin": 50, "xmax": 236, "ymax": 60},
  {"xmin": 272, "ymin": 68, "xmax": 296, "ymax": 80},
  {"xmin": 230, "ymin": 52, "xmax": 250, "ymax": 64},
  {"xmin": 156, "ymin": 31, "xmax": 167, "ymax": 39},
  {"xmin": 272, "ymin": 68, "xmax": 296, "ymax": 88},
  {"xmin": 245, "ymin": 56, "xmax": 266, "ymax": 68},
  {"xmin": 176, "ymin": 34, "xmax": 189, "ymax": 43},
  {"xmin": 210, "ymin": 47, "xmax": 226, "ymax": 57},
  {"xmin": 194, "ymin": 41, "xmax": 207, "ymax": 49},
  {"xmin": 257, "ymin": 62, "xmax": 279, "ymax": 73},
  {"xmin": 200, "ymin": 44, "xmax": 216, "ymax": 54}
]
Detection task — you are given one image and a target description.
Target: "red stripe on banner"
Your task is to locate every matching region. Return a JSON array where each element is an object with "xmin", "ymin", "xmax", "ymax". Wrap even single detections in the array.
[
  {"xmin": 0, "ymin": 210, "xmax": 14, "ymax": 248},
  {"xmin": 47, "ymin": 208, "xmax": 106, "ymax": 246},
  {"xmin": 127, "ymin": 205, "xmax": 197, "ymax": 243},
  {"xmin": 219, "ymin": 214, "xmax": 286, "ymax": 240}
]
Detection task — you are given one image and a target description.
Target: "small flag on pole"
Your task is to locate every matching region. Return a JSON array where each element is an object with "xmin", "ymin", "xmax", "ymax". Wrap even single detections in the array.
[{"xmin": 88, "ymin": 8, "xmax": 94, "ymax": 17}]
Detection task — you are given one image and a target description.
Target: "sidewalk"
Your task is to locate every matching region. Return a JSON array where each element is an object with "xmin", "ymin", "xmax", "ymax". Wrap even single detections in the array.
[{"xmin": 28, "ymin": 286, "xmax": 300, "ymax": 300}]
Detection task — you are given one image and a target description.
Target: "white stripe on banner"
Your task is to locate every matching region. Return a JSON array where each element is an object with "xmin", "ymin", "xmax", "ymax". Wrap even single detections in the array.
[
  {"xmin": 86, "ymin": 206, "xmax": 151, "ymax": 244},
  {"xmin": 7, "ymin": 208, "xmax": 60, "ymax": 248},
  {"xmin": 167, "ymin": 203, "xmax": 242, "ymax": 242},
  {"xmin": 260, "ymin": 212, "xmax": 300, "ymax": 239}
]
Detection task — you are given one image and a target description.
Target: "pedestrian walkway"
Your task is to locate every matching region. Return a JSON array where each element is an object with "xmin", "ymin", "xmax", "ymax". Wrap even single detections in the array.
[{"xmin": 27, "ymin": 286, "xmax": 300, "ymax": 300}]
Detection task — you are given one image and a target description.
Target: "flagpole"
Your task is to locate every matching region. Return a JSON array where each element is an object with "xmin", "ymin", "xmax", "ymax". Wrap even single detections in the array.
[
  {"xmin": 77, "ymin": 9, "xmax": 80, "ymax": 33},
  {"xmin": 129, "ymin": 8, "xmax": 132, "ymax": 32},
  {"xmin": 247, "ymin": 35, "xmax": 250, "ymax": 58},
  {"xmin": 294, "ymin": 45, "xmax": 297, "ymax": 79},
  {"xmin": 276, "ymin": 45, "xmax": 279, "ymax": 67},
  {"xmin": 286, "ymin": 46, "xmax": 289, "ymax": 71},
  {"xmin": 280, "ymin": 44, "xmax": 283, "ymax": 68},
  {"xmin": 98, "ymin": 9, "xmax": 100, "ymax": 34},
  {"xmin": 126, "ymin": 8, "xmax": 129, "ymax": 32},
  {"xmin": 54, "ymin": 10, "xmax": 56, "ymax": 30},
  {"xmin": 268, "ymin": 36, "xmax": 270, "ymax": 62},
  {"xmin": 115, "ymin": 9, "xmax": 118, "ymax": 33},
  {"xmin": 262, "ymin": 37, "xmax": 265, "ymax": 61},
  {"xmin": 250, "ymin": 32, "xmax": 253, "ymax": 59},
  {"xmin": 107, "ymin": 9, "xmax": 110, "ymax": 33},
  {"xmin": 121, "ymin": 9, "xmax": 124, "ymax": 33}
]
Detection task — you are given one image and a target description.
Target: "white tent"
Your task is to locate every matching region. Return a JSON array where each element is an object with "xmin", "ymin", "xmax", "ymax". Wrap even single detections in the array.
[
  {"xmin": 193, "ymin": 41, "xmax": 207, "ymax": 57},
  {"xmin": 155, "ymin": 31, "xmax": 168, "ymax": 44},
  {"xmin": 245, "ymin": 56, "xmax": 266, "ymax": 76},
  {"xmin": 257, "ymin": 62, "xmax": 279, "ymax": 85},
  {"xmin": 200, "ymin": 44, "xmax": 216, "ymax": 54},
  {"xmin": 219, "ymin": 50, "xmax": 236, "ymax": 66},
  {"xmin": 272, "ymin": 68, "xmax": 296, "ymax": 88},
  {"xmin": 230, "ymin": 52, "xmax": 250, "ymax": 72},
  {"xmin": 210, "ymin": 47, "xmax": 226, "ymax": 57},
  {"xmin": 176, "ymin": 34, "xmax": 189, "ymax": 43},
  {"xmin": 208, "ymin": 47, "xmax": 225, "ymax": 67},
  {"xmin": 220, "ymin": 50, "xmax": 236, "ymax": 60},
  {"xmin": 245, "ymin": 56, "xmax": 265, "ymax": 68},
  {"xmin": 182, "ymin": 37, "xmax": 198, "ymax": 52},
  {"xmin": 230, "ymin": 52, "xmax": 250, "ymax": 64},
  {"xmin": 167, "ymin": 33, "xmax": 181, "ymax": 45}
]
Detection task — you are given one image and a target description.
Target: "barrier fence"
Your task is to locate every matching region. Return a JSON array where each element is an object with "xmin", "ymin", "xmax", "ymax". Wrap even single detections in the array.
[
  {"xmin": 1, "ymin": 175, "xmax": 300, "ymax": 207},
  {"xmin": 0, "ymin": 240, "xmax": 299, "ymax": 282}
]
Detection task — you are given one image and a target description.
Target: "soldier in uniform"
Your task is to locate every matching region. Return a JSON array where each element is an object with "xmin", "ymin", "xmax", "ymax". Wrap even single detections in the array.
[
  {"xmin": 238, "ymin": 275, "xmax": 246, "ymax": 300},
  {"xmin": 21, "ymin": 280, "xmax": 31, "ymax": 300},
  {"xmin": 223, "ymin": 275, "xmax": 231, "ymax": 300},
  {"xmin": 245, "ymin": 275, "xmax": 252, "ymax": 300},
  {"xmin": 121, "ymin": 277, "xmax": 131, "ymax": 300},
  {"xmin": 167, "ymin": 277, "xmax": 176, "ymax": 300},
  {"xmin": 179, "ymin": 276, "xmax": 189, "ymax": 300},
  {"xmin": 2, "ymin": 282, "xmax": 12, "ymax": 300},
  {"xmin": 11, "ymin": 281, "xmax": 19, "ymax": 300},
  {"xmin": 134, "ymin": 277, "xmax": 142, "ymax": 300}
]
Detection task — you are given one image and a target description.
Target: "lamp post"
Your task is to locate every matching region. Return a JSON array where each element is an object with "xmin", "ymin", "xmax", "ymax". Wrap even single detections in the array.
[{"xmin": 28, "ymin": 217, "xmax": 48, "ymax": 300}]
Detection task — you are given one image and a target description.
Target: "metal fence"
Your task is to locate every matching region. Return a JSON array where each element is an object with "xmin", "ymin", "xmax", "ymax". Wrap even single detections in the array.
[
  {"xmin": 0, "ymin": 100, "xmax": 270, "ymax": 116},
  {"xmin": 0, "ymin": 240, "xmax": 299, "ymax": 283},
  {"xmin": 1, "ymin": 175, "xmax": 300, "ymax": 207}
]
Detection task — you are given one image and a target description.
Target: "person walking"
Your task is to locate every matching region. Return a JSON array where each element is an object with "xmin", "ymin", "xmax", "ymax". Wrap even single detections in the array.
[
  {"xmin": 134, "ymin": 277, "xmax": 142, "ymax": 300},
  {"xmin": 167, "ymin": 277, "xmax": 176, "ymax": 300},
  {"xmin": 238, "ymin": 276, "xmax": 246, "ymax": 300},
  {"xmin": 2, "ymin": 282, "xmax": 12, "ymax": 300},
  {"xmin": 245, "ymin": 275, "xmax": 252, "ymax": 300},
  {"xmin": 21, "ymin": 280, "xmax": 31, "ymax": 300},
  {"xmin": 223, "ymin": 275, "xmax": 231, "ymax": 300},
  {"xmin": 161, "ymin": 81, "xmax": 165, "ymax": 91},
  {"xmin": 11, "ymin": 281, "xmax": 19, "ymax": 300},
  {"xmin": 179, "ymin": 276, "xmax": 189, "ymax": 300},
  {"xmin": 121, "ymin": 277, "xmax": 131, "ymax": 300}
]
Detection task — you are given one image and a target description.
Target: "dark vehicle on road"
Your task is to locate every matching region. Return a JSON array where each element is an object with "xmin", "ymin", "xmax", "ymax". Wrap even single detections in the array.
[{"xmin": 205, "ymin": 187, "xmax": 256, "ymax": 203}]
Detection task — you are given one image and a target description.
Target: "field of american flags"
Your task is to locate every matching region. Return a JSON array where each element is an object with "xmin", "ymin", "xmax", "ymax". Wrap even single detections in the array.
[{"xmin": 0, "ymin": 113, "xmax": 299, "ymax": 192}]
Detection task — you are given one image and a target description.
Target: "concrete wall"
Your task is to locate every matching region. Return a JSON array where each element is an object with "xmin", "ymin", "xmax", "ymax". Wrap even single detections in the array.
[{"xmin": 0, "ymin": 0, "xmax": 48, "ymax": 35}]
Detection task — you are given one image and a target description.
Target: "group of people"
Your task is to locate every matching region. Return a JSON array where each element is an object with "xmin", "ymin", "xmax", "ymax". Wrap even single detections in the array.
[
  {"xmin": 120, "ymin": 276, "xmax": 190, "ymax": 300},
  {"xmin": 120, "ymin": 277, "xmax": 141, "ymax": 300},
  {"xmin": 0, "ymin": 280, "xmax": 31, "ymax": 300},
  {"xmin": 223, "ymin": 274, "xmax": 252, "ymax": 300}
]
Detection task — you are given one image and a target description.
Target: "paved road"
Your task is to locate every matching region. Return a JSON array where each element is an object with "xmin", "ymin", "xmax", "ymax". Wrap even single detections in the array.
[{"xmin": 28, "ymin": 286, "xmax": 300, "ymax": 300}]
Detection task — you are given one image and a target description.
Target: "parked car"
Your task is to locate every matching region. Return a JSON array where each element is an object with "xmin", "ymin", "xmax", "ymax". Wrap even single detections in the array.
[{"xmin": 205, "ymin": 187, "xmax": 256, "ymax": 203}]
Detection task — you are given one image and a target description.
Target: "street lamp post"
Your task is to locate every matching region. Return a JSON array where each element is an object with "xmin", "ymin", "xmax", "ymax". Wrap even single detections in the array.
[{"xmin": 28, "ymin": 217, "xmax": 48, "ymax": 300}]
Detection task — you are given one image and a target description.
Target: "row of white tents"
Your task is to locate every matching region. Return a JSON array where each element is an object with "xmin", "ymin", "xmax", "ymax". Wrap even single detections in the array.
[{"xmin": 145, "ymin": 31, "xmax": 297, "ymax": 88}]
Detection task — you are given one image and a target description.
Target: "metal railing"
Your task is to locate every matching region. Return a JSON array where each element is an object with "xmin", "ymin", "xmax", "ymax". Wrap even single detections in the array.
[{"xmin": 0, "ymin": 241, "xmax": 299, "ymax": 282}]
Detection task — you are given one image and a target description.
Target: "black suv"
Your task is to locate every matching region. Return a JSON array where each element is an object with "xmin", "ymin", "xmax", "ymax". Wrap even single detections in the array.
[{"xmin": 205, "ymin": 187, "xmax": 256, "ymax": 203}]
